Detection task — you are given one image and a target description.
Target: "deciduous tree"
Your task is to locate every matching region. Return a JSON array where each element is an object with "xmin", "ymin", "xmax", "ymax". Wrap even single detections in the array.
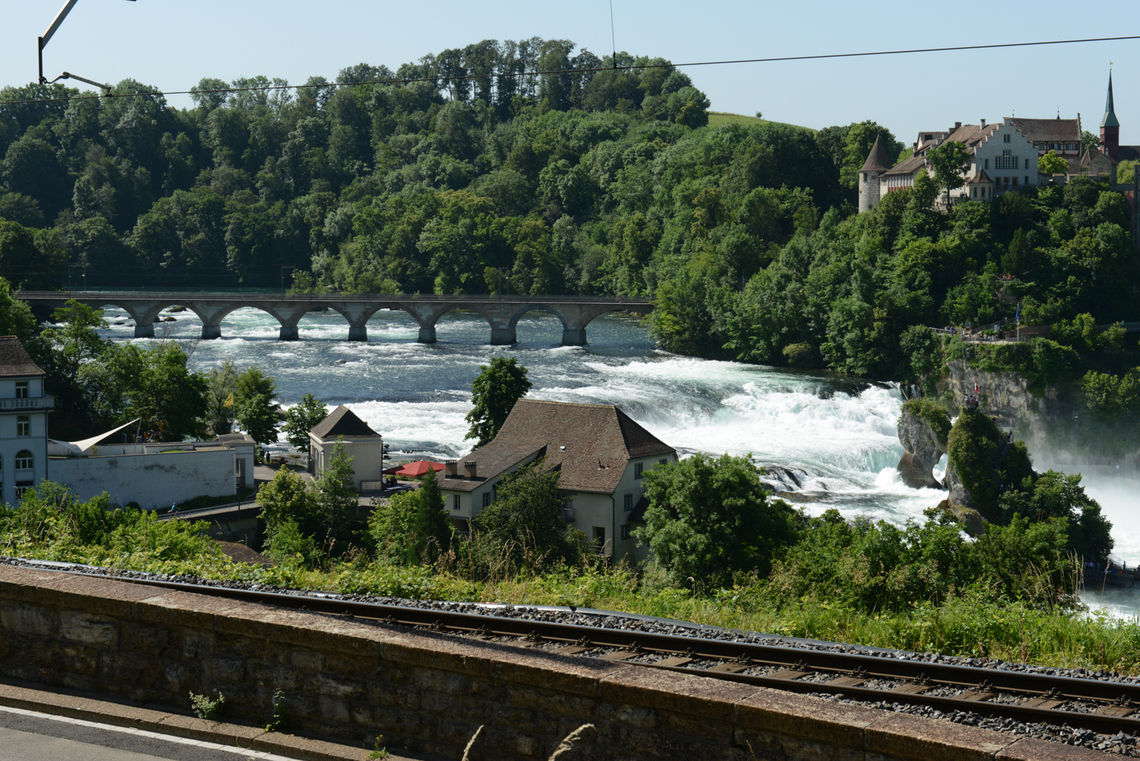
[
  {"xmin": 638, "ymin": 453, "xmax": 798, "ymax": 589},
  {"xmin": 465, "ymin": 356, "xmax": 531, "ymax": 446},
  {"xmin": 282, "ymin": 393, "xmax": 328, "ymax": 451},
  {"xmin": 234, "ymin": 366, "xmax": 279, "ymax": 446}
]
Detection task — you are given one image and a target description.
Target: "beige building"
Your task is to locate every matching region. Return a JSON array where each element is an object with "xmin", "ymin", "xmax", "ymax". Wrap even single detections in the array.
[
  {"xmin": 308, "ymin": 405, "xmax": 385, "ymax": 490},
  {"xmin": 438, "ymin": 399, "xmax": 676, "ymax": 562}
]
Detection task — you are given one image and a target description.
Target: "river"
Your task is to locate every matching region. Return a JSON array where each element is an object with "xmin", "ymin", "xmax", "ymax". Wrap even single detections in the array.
[{"xmin": 98, "ymin": 305, "xmax": 1140, "ymax": 615}]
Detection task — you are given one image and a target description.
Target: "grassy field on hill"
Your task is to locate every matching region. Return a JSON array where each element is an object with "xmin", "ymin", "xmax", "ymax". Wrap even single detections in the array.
[{"xmin": 708, "ymin": 111, "xmax": 813, "ymax": 131}]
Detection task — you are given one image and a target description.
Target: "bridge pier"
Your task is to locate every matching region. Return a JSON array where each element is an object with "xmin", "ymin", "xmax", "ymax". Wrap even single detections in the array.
[
  {"xmin": 134, "ymin": 323, "xmax": 155, "ymax": 339},
  {"xmin": 348, "ymin": 323, "xmax": 367, "ymax": 341},
  {"xmin": 561, "ymin": 326, "xmax": 587, "ymax": 346},
  {"xmin": 490, "ymin": 326, "xmax": 517, "ymax": 345},
  {"xmin": 279, "ymin": 324, "xmax": 300, "ymax": 341},
  {"xmin": 201, "ymin": 323, "xmax": 222, "ymax": 340},
  {"xmin": 417, "ymin": 325, "xmax": 436, "ymax": 343}
]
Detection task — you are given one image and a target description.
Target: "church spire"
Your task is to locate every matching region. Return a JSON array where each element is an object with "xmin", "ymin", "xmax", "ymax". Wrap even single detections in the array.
[
  {"xmin": 1101, "ymin": 71, "xmax": 1120, "ymax": 129},
  {"xmin": 1100, "ymin": 71, "xmax": 1120, "ymax": 160}
]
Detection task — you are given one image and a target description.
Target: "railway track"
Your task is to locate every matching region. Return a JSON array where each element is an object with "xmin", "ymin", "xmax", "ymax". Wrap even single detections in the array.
[{"xmin": 74, "ymin": 567, "xmax": 1140, "ymax": 744}]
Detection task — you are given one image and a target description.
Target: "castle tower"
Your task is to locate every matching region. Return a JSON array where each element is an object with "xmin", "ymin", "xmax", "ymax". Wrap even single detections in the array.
[
  {"xmin": 1101, "ymin": 72, "xmax": 1120, "ymax": 160},
  {"xmin": 858, "ymin": 134, "xmax": 892, "ymax": 213}
]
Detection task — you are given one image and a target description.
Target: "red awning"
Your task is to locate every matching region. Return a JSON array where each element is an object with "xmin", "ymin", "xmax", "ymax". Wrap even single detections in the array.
[{"xmin": 394, "ymin": 460, "xmax": 446, "ymax": 478}]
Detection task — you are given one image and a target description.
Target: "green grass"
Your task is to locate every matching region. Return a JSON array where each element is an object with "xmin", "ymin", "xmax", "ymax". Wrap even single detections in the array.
[
  {"xmin": 707, "ymin": 112, "xmax": 815, "ymax": 132},
  {"xmin": 5, "ymin": 494, "xmax": 1138, "ymax": 676},
  {"xmin": 67, "ymin": 541, "xmax": 1140, "ymax": 675}
]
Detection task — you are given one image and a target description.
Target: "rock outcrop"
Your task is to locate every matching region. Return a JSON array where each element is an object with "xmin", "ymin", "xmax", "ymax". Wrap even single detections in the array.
[
  {"xmin": 896, "ymin": 402, "xmax": 947, "ymax": 489},
  {"xmin": 942, "ymin": 457, "xmax": 976, "ymax": 510},
  {"xmin": 939, "ymin": 359, "xmax": 1063, "ymax": 439}
]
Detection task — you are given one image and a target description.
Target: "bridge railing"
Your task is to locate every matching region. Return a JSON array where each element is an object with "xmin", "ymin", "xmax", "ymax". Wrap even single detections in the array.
[{"xmin": 19, "ymin": 290, "xmax": 652, "ymax": 305}]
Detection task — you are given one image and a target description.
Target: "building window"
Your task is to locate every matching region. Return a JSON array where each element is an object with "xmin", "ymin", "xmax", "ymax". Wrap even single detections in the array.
[
  {"xmin": 16, "ymin": 416, "xmax": 29, "ymax": 437},
  {"xmin": 452, "ymin": 494, "xmax": 461, "ymax": 511},
  {"xmin": 634, "ymin": 462, "xmax": 643, "ymax": 479},
  {"xmin": 1024, "ymin": 159, "xmax": 1030, "ymax": 170},
  {"xmin": 995, "ymin": 151, "xmax": 1018, "ymax": 170},
  {"xmin": 14, "ymin": 450, "xmax": 33, "ymax": 470},
  {"xmin": 620, "ymin": 524, "xmax": 631, "ymax": 540},
  {"xmin": 1003, "ymin": 133, "xmax": 1011, "ymax": 143},
  {"xmin": 624, "ymin": 494, "xmax": 633, "ymax": 512},
  {"xmin": 659, "ymin": 458, "xmax": 667, "ymax": 466},
  {"xmin": 984, "ymin": 158, "xmax": 989, "ymax": 170},
  {"xmin": 1012, "ymin": 177, "xmax": 1018, "ymax": 187},
  {"xmin": 482, "ymin": 492, "xmax": 491, "ymax": 508},
  {"xmin": 14, "ymin": 381, "xmax": 28, "ymax": 399},
  {"xmin": 14, "ymin": 482, "xmax": 32, "ymax": 500}
]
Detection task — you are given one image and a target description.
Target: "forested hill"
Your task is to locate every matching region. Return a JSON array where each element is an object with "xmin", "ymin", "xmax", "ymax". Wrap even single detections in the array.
[
  {"xmin": 1, "ymin": 37, "xmax": 1137, "ymax": 387},
  {"xmin": 0, "ymin": 39, "xmax": 879, "ymax": 294}
]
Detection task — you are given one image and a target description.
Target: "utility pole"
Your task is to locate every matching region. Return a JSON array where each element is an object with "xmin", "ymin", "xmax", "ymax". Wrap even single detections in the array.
[{"xmin": 38, "ymin": 0, "xmax": 136, "ymax": 93}]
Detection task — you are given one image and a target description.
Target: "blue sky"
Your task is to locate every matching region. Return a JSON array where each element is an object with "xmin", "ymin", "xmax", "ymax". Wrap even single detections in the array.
[{"xmin": 2, "ymin": 1, "xmax": 1138, "ymax": 147}]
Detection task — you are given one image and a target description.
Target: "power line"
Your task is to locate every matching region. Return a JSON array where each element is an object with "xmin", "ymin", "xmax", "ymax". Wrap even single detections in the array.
[{"xmin": 2, "ymin": 33, "xmax": 1139, "ymax": 107}]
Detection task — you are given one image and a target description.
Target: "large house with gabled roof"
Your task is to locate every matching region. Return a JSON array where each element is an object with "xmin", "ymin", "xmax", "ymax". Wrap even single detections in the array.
[
  {"xmin": 860, "ymin": 119, "xmax": 1040, "ymax": 211},
  {"xmin": 437, "ymin": 399, "xmax": 676, "ymax": 562}
]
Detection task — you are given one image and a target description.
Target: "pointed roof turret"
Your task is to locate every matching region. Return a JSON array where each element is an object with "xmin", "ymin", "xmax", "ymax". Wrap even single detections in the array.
[
  {"xmin": 1101, "ymin": 72, "xmax": 1120, "ymax": 129},
  {"xmin": 860, "ymin": 134, "xmax": 892, "ymax": 173}
]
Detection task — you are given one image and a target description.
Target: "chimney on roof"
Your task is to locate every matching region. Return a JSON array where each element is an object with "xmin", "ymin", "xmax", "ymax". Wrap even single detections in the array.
[
  {"xmin": 464, "ymin": 461, "xmax": 477, "ymax": 479},
  {"xmin": 445, "ymin": 460, "xmax": 457, "ymax": 477},
  {"xmin": 980, "ymin": 118, "xmax": 986, "ymax": 127},
  {"xmin": 955, "ymin": 121, "xmax": 962, "ymax": 130}
]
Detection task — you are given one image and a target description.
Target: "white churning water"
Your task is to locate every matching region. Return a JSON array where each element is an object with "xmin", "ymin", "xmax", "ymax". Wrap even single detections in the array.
[{"xmin": 95, "ymin": 305, "xmax": 1140, "ymax": 581}]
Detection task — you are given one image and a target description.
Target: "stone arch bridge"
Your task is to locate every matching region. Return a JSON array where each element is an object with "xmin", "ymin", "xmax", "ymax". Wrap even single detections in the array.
[{"xmin": 18, "ymin": 291, "xmax": 653, "ymax": 346}]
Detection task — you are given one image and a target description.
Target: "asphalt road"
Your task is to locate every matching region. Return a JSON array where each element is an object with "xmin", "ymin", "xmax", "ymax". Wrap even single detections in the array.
[{"xmin": 0, "ymin": 706, "xmax": 300, "ymax": 761}]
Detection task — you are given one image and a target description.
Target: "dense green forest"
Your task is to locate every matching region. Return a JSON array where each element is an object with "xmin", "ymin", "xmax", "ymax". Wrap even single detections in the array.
[{"xmin": 1, "ymin": 37, "xmax": 1138, "ymax": 387}]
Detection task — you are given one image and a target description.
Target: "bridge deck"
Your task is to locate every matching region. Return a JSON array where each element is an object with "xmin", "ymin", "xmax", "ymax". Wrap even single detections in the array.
[{"xmin": 19, "ymin": 291, "xmax": 653, "ymax": 346}]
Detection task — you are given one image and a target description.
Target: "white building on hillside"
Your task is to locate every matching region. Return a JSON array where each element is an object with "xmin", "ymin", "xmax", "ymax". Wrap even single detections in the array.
[
  {"xmin": 0, "ymin": 337, "xmax": 52, "ymax": 505},
  {"xmin": 0, "ymin": 334, "xmax": 255, "ymax": 509},
  {"xmin": 860, "ymin": 120, "xmax": 1041, "ymax": 211}
]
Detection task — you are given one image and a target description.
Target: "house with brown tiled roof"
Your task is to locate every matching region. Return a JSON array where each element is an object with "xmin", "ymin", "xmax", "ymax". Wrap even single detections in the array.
[
  {"xmin": 437, "ymin": 399, "xmax": 676, "ymax": 561},
  {"xmin": 1006, "ymin": 117, "xmax": 1083, "ymax": 158},
  {"xmin": 308, "ymin": 405, "xmax": 385, "ymax": 489}
]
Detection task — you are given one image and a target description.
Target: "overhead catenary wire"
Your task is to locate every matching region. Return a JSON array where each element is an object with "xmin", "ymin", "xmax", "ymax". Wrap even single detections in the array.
[{"xmin": 3, "ymin": 33, "xmax": 1139, "ymax": 107}]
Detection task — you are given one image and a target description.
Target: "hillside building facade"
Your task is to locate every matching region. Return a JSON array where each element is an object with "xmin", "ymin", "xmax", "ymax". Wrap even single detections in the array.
[
  {"xmin": 0, "ymin": 337, "xmax": 52, "ymax": 506},
  {"xmin": 437, "ymin": 399, "xmax": 676, "ymax": 562},
  {"xmin": 859, "ymin": 120, "xmax": 1040, "ymax": 211}
]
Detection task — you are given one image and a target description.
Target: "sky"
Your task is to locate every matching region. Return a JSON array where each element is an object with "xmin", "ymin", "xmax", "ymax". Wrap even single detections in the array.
[{"xmin": 2, "ymin": 0, "xmax": 1139, "ymax": 148}]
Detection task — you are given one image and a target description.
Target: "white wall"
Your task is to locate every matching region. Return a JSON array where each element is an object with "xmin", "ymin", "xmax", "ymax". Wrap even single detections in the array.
[
  {"xmin": 0, "ymin": 405, "xmax": 50, "ymax": 507},
  {"xmin": 311, "ymin": 438, "xmax": 384, "ymax": 490},
  {"xmin": 51, "ymin": 448, "xmax": 244, "ymax": 508},
  {"xmin": 967, "ymin": 122, "xmax": 1040, "ymax": 196}
]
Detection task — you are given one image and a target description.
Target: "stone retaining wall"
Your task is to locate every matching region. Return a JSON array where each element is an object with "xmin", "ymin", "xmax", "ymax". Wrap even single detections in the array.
[{"xmin": 0, "ymin": 565, "xmax": 1108, "ymax": 760}]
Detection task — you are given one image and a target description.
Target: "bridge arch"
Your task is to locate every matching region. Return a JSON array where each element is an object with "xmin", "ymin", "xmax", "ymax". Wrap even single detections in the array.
[
  {"xmin": 17, "ymin": 291, "xmax": 653, "ymax": 346},
  {"xmin": 506, "ymin": 304, "xmax": 568, "ymax": 345}
]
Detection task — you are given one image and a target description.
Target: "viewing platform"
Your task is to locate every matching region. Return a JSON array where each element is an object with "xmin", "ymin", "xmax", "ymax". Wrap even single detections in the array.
[{"xmin": 18, "ymin": 290, "xmax": 653, "ymax": 347}]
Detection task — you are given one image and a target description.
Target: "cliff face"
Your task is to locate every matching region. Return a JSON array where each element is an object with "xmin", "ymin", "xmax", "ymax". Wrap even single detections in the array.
[
  {"xmin": 896, "ymin": 406, "xmax": 945, "ymax": 489},
  {"xmin": 938, "ymin": 360, "xmax": 1063, "ymax": 436}
]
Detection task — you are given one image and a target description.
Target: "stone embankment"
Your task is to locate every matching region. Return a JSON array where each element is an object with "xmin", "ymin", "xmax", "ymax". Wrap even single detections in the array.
[{"xmin": 0, "ymin": 564, "xmax": 1107, "ymax": 760}]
